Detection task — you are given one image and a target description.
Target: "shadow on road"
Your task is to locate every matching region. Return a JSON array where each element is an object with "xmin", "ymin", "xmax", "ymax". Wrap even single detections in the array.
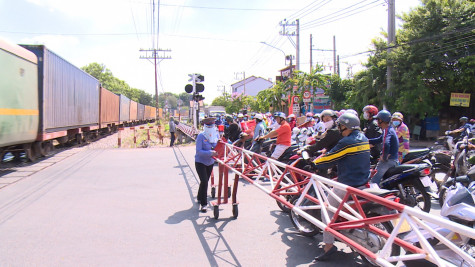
[{"xmin": 168, "ymin": 146, "xmax": 242, "ymax": 267}]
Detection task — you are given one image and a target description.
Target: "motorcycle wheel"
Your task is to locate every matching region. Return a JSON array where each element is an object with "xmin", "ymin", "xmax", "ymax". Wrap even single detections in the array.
[
  {"xmin": 289, "ymin": 195, "xmax": 321, "ymax": 237},
  {"xmin": 438, "ymin": 187, "xmax": 447, "ymax": 208},
  {"xmin": 360, "ymin": 221, "xmax": 401, "ymax": 266},
  {"xmin": 400, "ymin": 180, "xmax": 431, "ymax": 212}
]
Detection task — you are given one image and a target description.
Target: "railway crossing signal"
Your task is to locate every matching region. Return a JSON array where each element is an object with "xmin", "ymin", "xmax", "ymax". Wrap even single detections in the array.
[{"xmin": 185, "ymin": 73, "xmax": 205, "ymax": 129}]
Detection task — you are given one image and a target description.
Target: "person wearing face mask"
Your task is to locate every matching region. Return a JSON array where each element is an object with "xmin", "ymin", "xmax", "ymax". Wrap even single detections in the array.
[
  {"xmin": 369, "ymin": 110, "xmax": 399, "ymax": 187},
  {"xmin": 287, "ymin": 113, "xmax": 296, "ymax": 129},
  {"xmin": 195, "ymin": 117, "xmax": 219, "ymax": 212},
  {"xmin": 391, "ymin": 112, "xmax": 410, "ymax": 163},
  {"xmin": 304, "ymin": 109, "xmax": 342, "ymax": 157},
  {"xmin": 311, "ymin": 112, "xmax": 370, "ymax": 261},
  {"xmin": 362, "ymin": 105, "xmax": 382, "ymax": 164}
]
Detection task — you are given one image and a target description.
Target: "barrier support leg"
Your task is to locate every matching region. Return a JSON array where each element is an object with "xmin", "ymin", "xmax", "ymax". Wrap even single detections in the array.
[
  {"xmin": 232, "ymin": 172, "xmax": 239, "ymax": 204},
  {"xmin": 223, "ymin": 164, "xmax": 229, "ymax": 204},
  {"xmin": 210, "ymin": 169, "xmax": 216, "ymax": 198},
  {"xmin": 217, "ymin": 166, "xmax": 223, "ymax": 206}
]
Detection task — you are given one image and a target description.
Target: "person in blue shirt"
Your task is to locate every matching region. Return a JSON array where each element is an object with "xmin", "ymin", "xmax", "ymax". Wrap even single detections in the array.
[
  {"xmin": 369, "ymin": 110, "xmax": 399, "ymax": 186},
  {"xmin": 195, "ymin": 117, "xmax": 219, "ymax": 212},
  {"xmin": 312, "ymin": 112, "xmax": 371, "ymax": 261},
  {"xmin": 250, "ymin": 113, "xmax": 266, "ymax": 153},
  {"xmin": 447, "ymin": 116, "xmax": 471, "ymax": 138}
]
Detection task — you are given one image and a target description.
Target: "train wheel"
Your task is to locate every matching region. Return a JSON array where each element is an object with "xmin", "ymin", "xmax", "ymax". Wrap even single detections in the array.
[
  {"xmin": 33, "ymin": 141, "xmax": 52, "ymax": 157},
  {"xmin": 23, "ymin": 144, "xmax": 37, "ymax": 162}
]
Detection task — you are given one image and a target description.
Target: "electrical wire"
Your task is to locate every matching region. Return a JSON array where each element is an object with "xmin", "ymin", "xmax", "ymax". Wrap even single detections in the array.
[
  {"xmin": 301, "ymin": 0, "xmax": 375, "ymax": 27},
  {"xmin": 301, "ymin": 0, "xmax": 384, "ymax": 30}
]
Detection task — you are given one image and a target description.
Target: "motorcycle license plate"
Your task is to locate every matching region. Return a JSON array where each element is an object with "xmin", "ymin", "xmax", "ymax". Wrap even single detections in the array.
[
  {"xmin": 391, "ymin": 218, "xmax": 412, "ymax": 233},
  {"xmin": 420, "ymin": 176, "xmax": 432, "ymax": 187}
]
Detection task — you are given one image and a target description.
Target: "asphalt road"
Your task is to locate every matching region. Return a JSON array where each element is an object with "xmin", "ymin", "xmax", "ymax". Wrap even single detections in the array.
[{"xmin": 0, "ymin": 145, "xmax": 439, "ymax": 266}]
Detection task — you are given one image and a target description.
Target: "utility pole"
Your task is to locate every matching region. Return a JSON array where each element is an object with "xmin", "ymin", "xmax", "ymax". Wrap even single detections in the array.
[
  {"xmin": 310, "ymin": 34, "xmax": 313, "ymax": 73},
  {"xmin": 279, "ymin": 19, "xmax": 299, "ymax": 70},
  {"xmin": 139, "ymin": 48, "xmax": 171, "ymax": 120},
  {"xmin": 234, "ymin": 72, "xmax": 246, "ymax": 95},
  {"xmin": 333, "ymin": 36, "xmax": 337, "ymax": 75},
  {"xmin": 311, "ymin": 36, "xmax": 336, "ymax": 75},
  {"xmin": 387, "ymin": 0, "xmax": 396, "ymax": 104},
  {"xmin": 296, "ymin": 19, "xmax": 300, "ymax": 71}
]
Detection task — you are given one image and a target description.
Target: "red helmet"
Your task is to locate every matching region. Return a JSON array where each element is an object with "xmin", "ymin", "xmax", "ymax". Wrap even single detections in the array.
[{"xmin": 362, "ymin": 105, "xmax": 379, "ymax": 117}]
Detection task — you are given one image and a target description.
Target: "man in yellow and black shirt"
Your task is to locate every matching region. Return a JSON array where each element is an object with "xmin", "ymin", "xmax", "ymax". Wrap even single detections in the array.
[{"xmin": 312, "ymin": 112, "xmax": 370, "ymax": 262}]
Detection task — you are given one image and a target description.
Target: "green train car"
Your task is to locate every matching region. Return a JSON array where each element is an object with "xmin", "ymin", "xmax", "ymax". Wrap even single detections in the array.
[{"xmin": 0, "ymin": 38, "xmax": 39, "ymax": 160}]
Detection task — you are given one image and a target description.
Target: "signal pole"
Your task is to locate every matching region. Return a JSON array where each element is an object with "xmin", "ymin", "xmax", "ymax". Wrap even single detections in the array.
[{"xmin": 139, "ymin": 48, "xmax": 171, "ymax": 120}]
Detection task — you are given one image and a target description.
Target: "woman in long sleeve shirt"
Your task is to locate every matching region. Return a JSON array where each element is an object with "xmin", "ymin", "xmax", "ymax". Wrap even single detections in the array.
[{"xmin": 195, "ymin": 118, "xmax": 218, "ymax": 212}]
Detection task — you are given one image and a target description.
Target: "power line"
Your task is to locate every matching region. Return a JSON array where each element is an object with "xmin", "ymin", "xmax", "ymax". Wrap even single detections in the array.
[
  {"xmin": 301, "ymin": 0, "xmax": 384, "ymax": 30},
  {"xmin": 301, "ymin": 0, "xmax": 375, "ymax": 27},
  {"xmin": 288, "ymin": 0, "xmax": 333, "ymax": 21},
  {"xmin": 339, "ymin": 26, "xmax": 475, "ymax": 59},
  {"xmin": 131, "ymin": 1, "xmax": 296, "ymax": 11}
]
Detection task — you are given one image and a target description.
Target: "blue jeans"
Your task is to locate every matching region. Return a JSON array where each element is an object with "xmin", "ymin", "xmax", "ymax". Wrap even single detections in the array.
[{"xmin": 371, "ymin": 159, "xmax": 399, "ymax": 185}]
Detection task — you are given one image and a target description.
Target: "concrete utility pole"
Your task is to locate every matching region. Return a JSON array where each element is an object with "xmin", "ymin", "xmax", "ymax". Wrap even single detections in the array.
[
  {"xmin": 387, "ymin": 0, "xmax": 396, "ymax": 102},
  {"xmin": 310, "ymin": 34, "xmax": 313, "ymax": 73},
  {"xmin": 310, "ymin": 36, "xmax": 337, "ymax": 76},
  {"xmin": 279, "ymin": 19, "xmax": 299, "ymax": 70},
  {"xmin": 296, "ymin": 19, "xmax": 300, "ymax": 71},
  {"xmin": 234, "ymin": 72, "xmax": 246, "ymax": 95},
  {"xmin": 139, "ymin": 49, "xmax": 171, "ymax": 120},
  {"xmin": 333, "ymin": 36, "xmax": 337, "ymax": 75}
]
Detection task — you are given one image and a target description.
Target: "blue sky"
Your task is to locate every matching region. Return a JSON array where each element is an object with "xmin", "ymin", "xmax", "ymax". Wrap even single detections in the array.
[{"xmin": 0, "ymin": 0, "xmax": 420, "ymax": 103}]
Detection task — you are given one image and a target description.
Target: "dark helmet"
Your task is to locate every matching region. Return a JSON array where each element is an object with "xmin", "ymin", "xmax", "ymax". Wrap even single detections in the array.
[
  {"xmin": 363, "ymin": 105, "xmax": 379, "ymax": 117},
  {"xmin": 336, "ymin": 112, "xmax": 361, "ymax": 130},
  {"xmin": 374, "ymin": 110, "xmax": 392, "ymax": 123}
]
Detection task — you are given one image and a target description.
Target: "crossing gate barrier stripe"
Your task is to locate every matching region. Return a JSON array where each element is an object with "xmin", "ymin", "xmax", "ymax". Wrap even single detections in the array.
[
  {"xmin": 213, "ymin": 141, "xmax": 475, "ymax": 267},
  {"xmin": 176, "ymin": 123, "xmax": 199, "ymax": 140}
]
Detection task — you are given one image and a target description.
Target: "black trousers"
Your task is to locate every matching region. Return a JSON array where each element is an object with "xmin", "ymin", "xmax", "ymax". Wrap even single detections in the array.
[
  {"xmin": 170, "ymin": 132, "xmax": 175, "ymax": 146},
  {"xmin": 195, "ymin": 162, "xmax": 214, "ymax": 206}
]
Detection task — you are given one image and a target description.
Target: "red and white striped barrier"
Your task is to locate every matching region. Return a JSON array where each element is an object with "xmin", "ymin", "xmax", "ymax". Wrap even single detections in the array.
[
  {"xmin": 214, "ymin": 141, "xmax": 475, "ymax": 267},
  {"xmin": 176, "ymin": 123, "xmax": 199, "ymax": 140},
  {"xmin": 117, "ymin": 126, "xmax": 159, "ymax": 147}
]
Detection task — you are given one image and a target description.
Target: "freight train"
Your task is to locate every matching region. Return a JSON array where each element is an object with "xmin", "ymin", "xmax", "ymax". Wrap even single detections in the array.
[{"xmin": 0, "ymin": 38, "xmax": 157, "ymax": 162}]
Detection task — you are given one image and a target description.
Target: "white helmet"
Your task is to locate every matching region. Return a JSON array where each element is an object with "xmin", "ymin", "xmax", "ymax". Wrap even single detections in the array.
[
  {"xmin": 254, "ymin": 113, "xmax": 263, "ymax": 120},
  {"xmin": 237, "ymin": 113, "xmax": 244, "ymax": 118}
]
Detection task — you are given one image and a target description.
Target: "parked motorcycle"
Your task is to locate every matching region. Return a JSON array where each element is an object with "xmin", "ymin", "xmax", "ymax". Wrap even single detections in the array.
[{"xmin": 403, "ymin": 181, "xmax": 475, "ymax": 267}]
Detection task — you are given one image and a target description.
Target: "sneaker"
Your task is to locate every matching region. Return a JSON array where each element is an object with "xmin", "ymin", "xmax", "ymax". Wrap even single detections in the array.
[
  {"xmin": 314, "ymin": 246, "xmax": 337, "ymax": 261},
  {"xmin": 200, "ymin": 205, "xmax": 207, "ymax": 213}
]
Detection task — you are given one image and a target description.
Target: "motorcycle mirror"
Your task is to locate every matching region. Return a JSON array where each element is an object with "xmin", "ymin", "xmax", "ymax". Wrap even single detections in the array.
[{"xmin": 302, "ymin": 150, "xmax": 310, "ymax": 160}]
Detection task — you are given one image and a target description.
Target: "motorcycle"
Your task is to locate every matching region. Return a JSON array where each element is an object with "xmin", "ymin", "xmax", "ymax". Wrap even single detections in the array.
[
  {"xmin": 375, "ymin": 162, "xmax": 433, "ymax": 212},
  {"xmin": 402, "ymin": 181, "xmax": 475, "ymax": 267}
]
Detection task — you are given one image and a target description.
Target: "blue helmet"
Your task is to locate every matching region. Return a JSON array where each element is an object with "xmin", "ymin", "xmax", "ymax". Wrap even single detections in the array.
[
  {"xmin": 374, "ymin": 110, "xmax": 391, "ymax": 123},
  {"xmin": 273, "ymin": 112, "xmax": 286, "ymax": 119}
]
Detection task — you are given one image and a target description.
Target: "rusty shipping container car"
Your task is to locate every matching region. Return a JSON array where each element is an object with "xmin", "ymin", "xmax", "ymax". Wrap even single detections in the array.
[
  {"xmin": 20, "ymin": 45, "xmax": 100, "ymax": 141},
  {"xmin": 129, "ymin": 100, "xmax": 138, "ymax": 122},
  {"xmin": 99, "ymin": 87, "xmax": 119, "ymax": 130},
  {"xmin": 119, "ymin": 94, "xmax": 130, "ymax": 124}
]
